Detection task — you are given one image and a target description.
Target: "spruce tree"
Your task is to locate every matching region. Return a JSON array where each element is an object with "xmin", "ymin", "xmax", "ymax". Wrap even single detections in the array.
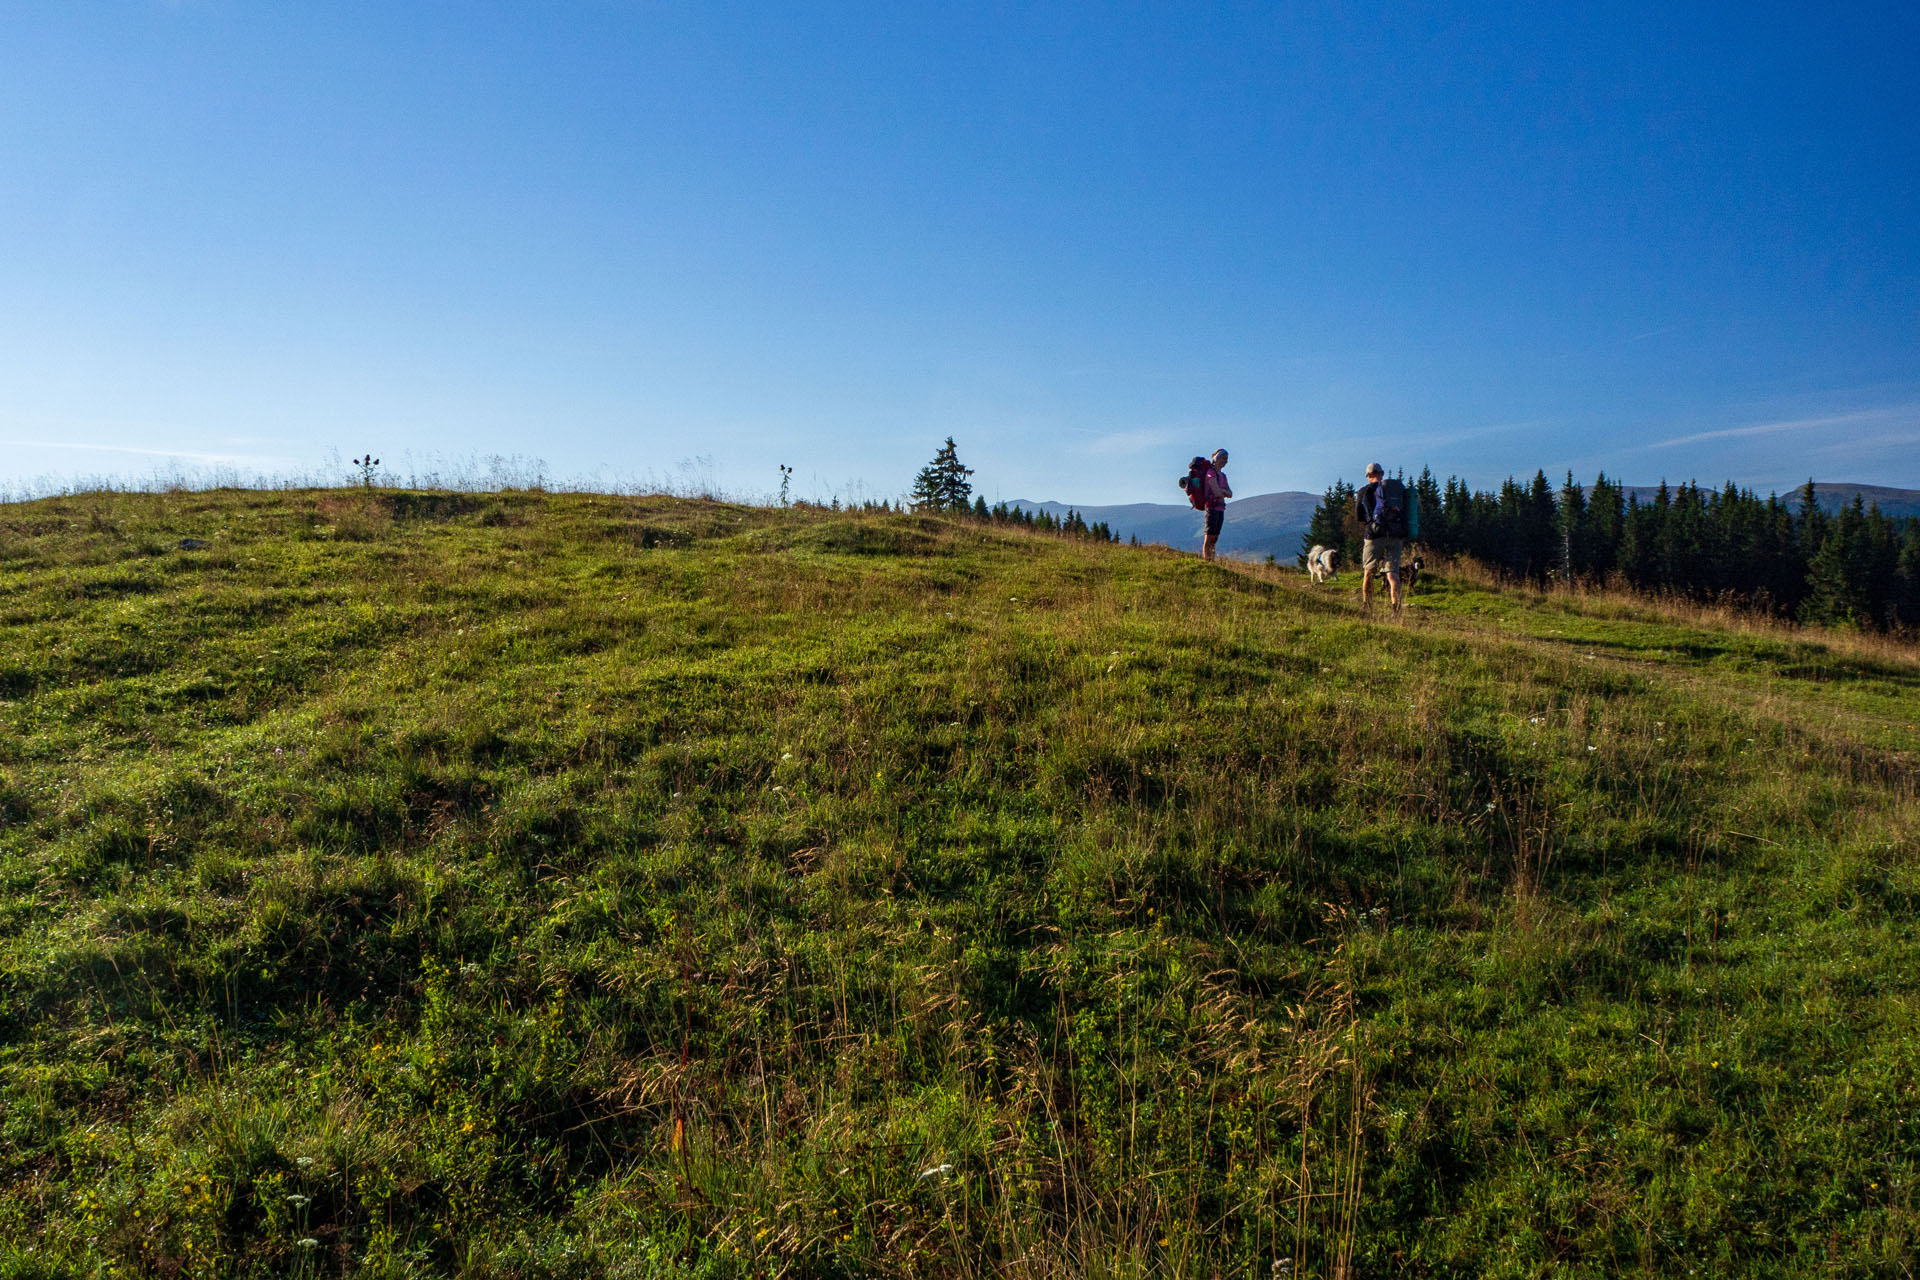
[
  {"xmin": 910, "ymin": 437, "xmax": 975, "ymax": 512},
  {"xmin": 1896, "ymin": 522, "xmax": 1920, "ymax": 626},
  {"xmin": 1587, "ymin": 473, "xmax": 1624, "ymax": 578},
  {"xmin": 1558, "ymin": 472, "xmax": 1588, "ymax": 581},
  {"xmin": 1414, "ymin": 467, "xmax": 1443, "ymax": 547},
  {"xmin": 1803, "ymin": 497, "xmax": 1869, "ymax": 625}
]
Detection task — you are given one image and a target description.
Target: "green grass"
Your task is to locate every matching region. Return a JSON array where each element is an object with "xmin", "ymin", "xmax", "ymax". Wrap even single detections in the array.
[{"xmin": 1, "ymin": 488, "xmax": 1916, "ymax": 1278}]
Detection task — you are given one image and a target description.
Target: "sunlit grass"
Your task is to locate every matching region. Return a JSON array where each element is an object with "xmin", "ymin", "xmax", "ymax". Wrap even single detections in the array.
[{"xmin": 1, "ymin": 488, "xmax": 1916, "ymax": 1277}]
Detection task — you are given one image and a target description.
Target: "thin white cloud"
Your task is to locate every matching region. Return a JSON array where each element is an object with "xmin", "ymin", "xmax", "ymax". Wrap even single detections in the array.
[
  {"xmin": 1812, "ymin": 428, "xmax": 1920, "ymax": 457},
  {"xmin": 1649, "ymin": 406, "xmax": 1914, "ymax": 451},
  {"xmin": 1411, "ymin": 419, "xmax": 1550, "ymax": 449},
  {"xmin": 1084, "ymin": 427, "xmax": 1177, "ymax": 456},
  {"xmin": 3, "ymin": 440, "xmax": 293, "ymax": 465}
]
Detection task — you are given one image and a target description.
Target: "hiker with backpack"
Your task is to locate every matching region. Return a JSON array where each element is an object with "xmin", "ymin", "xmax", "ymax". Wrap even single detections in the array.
[
  {"xmin": 1177, "ymin": 448, "xmax": 1233, "ymax": 560},
  {"xmin": 1353, "ymin": 461, "xmax": 1414, "ymax": 616}
]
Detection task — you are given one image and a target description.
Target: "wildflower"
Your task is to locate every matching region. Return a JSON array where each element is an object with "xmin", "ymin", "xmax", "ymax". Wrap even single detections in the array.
[
  {"xmin": 296, "ymin": 1156, "xmax": 314, "ymax": 1168},
  {"xmin": 298, "ymin": 1238, "xmax": 319, "ymax": 1249},
  {"xmin": 286, "ymin": 1194, "xmax": 310, "ymax": 1208},
  {"xmin": 917, "ymin": 1163, "xmax": 953, "ymax": 1179},
  {"xmin": 780, "ymin": 752, "xmax": 792, "ymax": 761}
]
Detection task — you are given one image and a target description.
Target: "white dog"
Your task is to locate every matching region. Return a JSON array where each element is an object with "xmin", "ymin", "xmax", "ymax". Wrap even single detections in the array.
[{"xmin": 1306, "ymin": 545, "xmax": 1340, "ymax": 583}]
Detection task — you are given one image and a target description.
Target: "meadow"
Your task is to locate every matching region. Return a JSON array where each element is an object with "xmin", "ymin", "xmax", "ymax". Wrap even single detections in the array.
[{"xmin": 1, "ymin": 488, "xmax": 1916, "ymax": 1278}]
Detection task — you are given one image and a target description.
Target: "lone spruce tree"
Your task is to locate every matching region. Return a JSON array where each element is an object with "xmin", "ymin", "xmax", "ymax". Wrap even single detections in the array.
[{"xmin": 910, "ymin": 437, "xmax": 974, "ymax": 512}]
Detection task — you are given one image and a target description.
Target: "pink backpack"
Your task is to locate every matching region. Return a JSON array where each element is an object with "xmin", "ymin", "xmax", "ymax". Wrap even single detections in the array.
[{"xmin": 1178, "ymin": 457, "xmax": 1212, "ymax": 511}]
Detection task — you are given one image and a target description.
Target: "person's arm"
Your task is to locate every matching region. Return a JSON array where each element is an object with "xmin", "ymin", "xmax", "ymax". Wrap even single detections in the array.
[{"xmin": 1218, "ymin": 473, "xmax": 1232, "ymax": 500}]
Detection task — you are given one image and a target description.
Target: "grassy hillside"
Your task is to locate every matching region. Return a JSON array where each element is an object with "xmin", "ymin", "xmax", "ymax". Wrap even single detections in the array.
[{"xmin": 1, "ymin": 489, "xmax": 1916, "ymax": 1279}]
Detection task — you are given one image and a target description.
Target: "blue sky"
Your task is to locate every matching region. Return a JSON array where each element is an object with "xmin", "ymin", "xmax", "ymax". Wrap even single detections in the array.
[{"xmin": 3, "ymin": 2, "xmax": 1916, "ymax": 504}]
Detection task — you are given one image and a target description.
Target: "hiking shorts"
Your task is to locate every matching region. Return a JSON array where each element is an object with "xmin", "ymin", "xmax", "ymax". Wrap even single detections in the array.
[
  {"xmin": 1362, "ymin": 536, "xmax": 1404, "ymax": 576},
  {"xmin": 1205, "ymin": 506, "xmax": 1225, "ymax": 537}
]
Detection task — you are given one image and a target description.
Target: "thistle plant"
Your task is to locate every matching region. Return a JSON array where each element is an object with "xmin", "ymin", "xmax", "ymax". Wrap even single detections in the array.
[{"xmin": 352, "ymin": 454, "xmax": 381, "ymax": 492}]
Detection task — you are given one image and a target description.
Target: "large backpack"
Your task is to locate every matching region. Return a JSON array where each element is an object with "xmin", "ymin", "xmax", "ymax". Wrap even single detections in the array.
[
  {"xmin": 1177, "ymin": 457, "xmax": 1211, "ymax": 511},
  {"xmin": 1368, "ymin": 478, "xmax": 1411, "ymax": 539}
]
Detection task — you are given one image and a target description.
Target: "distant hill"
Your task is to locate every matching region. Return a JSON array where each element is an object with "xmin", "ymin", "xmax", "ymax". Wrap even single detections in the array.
[
  {"xmin": 1015, "ymin": 481, "xmax": 1920, "ymax": 562},
  {"xmin": 1620, "ymin": 482, "xmax": 1920, "ymax": 520},
  {"xmin": 1011, "ymin": 490, "xmax": 1323, "ymax": 561}
]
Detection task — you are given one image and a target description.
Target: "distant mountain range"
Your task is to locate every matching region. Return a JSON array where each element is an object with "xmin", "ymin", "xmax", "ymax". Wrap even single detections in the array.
[
  {"xmin": 1014, "ymin": 482, "xmax": 1920, "ymax": 562},
  {"xmin": 1011, "ymin": 492, "xmax": 1323, "ymax": 560},
  {"xmin": 1616, "ymin": 483, "xmax": 1920, "ymax": 520}
]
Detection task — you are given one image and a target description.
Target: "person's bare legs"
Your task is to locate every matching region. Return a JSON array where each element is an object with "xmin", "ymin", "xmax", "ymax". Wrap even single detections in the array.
[
  {"xmin": 1387, "ymin": 567, "xmax": 1403, "ymax": 617},
  {"xmin": 1203, "ymin": 533, "xmax": 1218, "ymax": 561},
  {"xmin": 1360, "ymin": 566, "xmax": 1374, "ymax": 610}
]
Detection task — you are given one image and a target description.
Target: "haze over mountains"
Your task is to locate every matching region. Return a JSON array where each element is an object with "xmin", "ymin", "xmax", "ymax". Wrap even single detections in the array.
[{"xmin": 1015, "ymin": 483, "xmax": 1920, "ymax": 562}]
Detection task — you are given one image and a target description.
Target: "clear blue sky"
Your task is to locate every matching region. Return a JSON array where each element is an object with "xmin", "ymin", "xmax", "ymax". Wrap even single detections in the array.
[{"xmin": 4, "ymin": 2, "xmax": 1916, "ymax": 504}]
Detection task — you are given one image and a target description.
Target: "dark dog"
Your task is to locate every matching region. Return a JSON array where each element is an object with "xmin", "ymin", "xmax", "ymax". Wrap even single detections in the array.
[{"xmin": 1371, "ymin": 554, "xmax": 1422, "ymax": 594}]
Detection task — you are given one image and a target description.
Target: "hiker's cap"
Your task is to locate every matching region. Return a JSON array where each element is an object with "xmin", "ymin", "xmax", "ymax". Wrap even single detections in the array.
[
  {"xmin": 1366, "ymin": 462, "xmax": 1384, "ymax": 477},
  {"xmin": 1211, "ymin": 448, "xmax": 1229, "ymax": 467}
]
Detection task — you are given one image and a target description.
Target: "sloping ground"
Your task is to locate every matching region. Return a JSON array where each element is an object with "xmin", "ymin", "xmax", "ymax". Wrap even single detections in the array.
[{"xmin": 1, "ymin": 490, "xmax": 1916, "ymax": 1278}]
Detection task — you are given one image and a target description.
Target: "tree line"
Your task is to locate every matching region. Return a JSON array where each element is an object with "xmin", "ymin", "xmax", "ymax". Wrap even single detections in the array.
[
  {"xmin": 1304, "ymin": 470, "xmax": 1920, "ymax": 629},
  {"xmin": 907, "ymin": 436, "xmax": 1121, "ymax": 543}
]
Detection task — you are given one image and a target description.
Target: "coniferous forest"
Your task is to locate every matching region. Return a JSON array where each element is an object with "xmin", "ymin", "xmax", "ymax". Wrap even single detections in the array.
[{"xmin": 1303, "ymin": 471, "xmax": 1920, "ymax": 629}]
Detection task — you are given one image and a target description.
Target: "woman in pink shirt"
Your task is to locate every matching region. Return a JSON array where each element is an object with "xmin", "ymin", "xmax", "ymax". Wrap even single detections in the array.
[{"xmin": 1202, "ymin": 448, "xmax": 1232, "ymax": 561}]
